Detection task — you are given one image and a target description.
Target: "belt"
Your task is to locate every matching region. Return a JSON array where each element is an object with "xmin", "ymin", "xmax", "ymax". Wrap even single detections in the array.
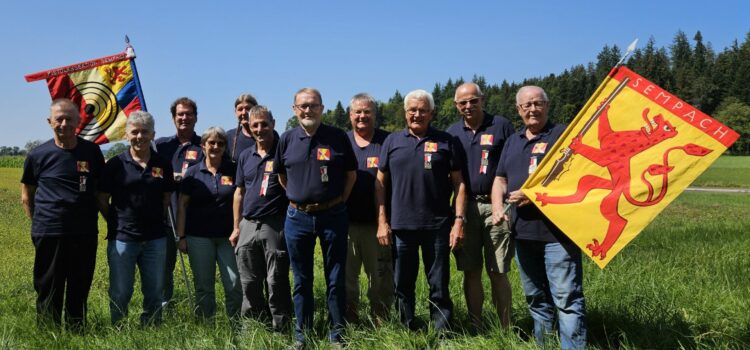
[
  {"xmin": 289, "ymin": 197, "xmax": 342, "ymax": 213},
  {"xmin": 471, "ymin": 194, "xmax": 491, "ymax": 203}
]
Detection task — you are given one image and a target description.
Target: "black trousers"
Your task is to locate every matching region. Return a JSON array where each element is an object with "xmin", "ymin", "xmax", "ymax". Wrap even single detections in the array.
[{"xmin": 32, "ymin": 235, "xmax": 97, "ymax": 328}]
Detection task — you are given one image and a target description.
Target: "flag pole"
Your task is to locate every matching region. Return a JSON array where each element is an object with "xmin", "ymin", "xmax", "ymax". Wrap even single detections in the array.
[
  {"xmin": 540, "ymin": 39, "xmax": 638, "ymax": 187},
  {"xmin": 125, "ymin": 35, "xmax": 148, "ymax": 111}
]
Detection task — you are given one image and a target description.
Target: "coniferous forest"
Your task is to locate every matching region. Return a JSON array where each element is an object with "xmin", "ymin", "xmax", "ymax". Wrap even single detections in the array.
[{"xmin": 289, "ymin": 30, "xmax": 750, "ymax": 154}]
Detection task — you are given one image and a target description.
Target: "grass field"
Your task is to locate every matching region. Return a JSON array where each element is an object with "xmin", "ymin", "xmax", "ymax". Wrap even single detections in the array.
[
  {"xmin": 1, "ymin": 167, "xmax": 748, "ymax": 349},
  {"xmin": 692, "ymin": 156, "xmax": 750, "ymax": 188}
]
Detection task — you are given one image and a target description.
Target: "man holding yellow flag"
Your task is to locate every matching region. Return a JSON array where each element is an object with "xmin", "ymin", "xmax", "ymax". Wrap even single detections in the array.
[{"xmin": 491, "ymin": 86, "xmax": 586, "ymax": 350}]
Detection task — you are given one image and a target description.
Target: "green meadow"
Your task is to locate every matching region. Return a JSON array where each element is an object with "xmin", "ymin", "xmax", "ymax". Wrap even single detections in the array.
[{"xmin": 1, "ymin": 163, "xmax": 748, "ymax": 349}]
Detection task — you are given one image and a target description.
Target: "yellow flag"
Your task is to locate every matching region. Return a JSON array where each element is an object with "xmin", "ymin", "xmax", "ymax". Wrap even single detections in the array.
[{"xmin": 521, "ymin": 67, "xmax": 739, "ymax": 269}]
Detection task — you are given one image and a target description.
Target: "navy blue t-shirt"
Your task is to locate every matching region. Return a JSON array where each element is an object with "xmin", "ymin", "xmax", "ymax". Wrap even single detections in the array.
[
  {"xmin": 274, "ymin": 124, "xmax": 357, "ymax": 204},
  {"xmin": 21, "ymin": 138, "xmax": 104, "ymax": 237},
  {"xmin": 379, "ymin": 127, "xmax": 464, "ymax": 230},
  {"xmin": 226, "ymin": 127, "xmax": 256, "ymax": 162},
  {"xmin": 100, "ymin": 149, "xmax": 175, "ymax": 241},
  {"xmin": 236, "ymin": 139, "xmax": 288, "ymax": 219},
  {"xmin": 346, "ymin": 129, "xmax": 389, "ymax": 223},
  {"xmin": 180, "ymin": 160, "xmax": 236, "ymax": 237},
  {"xmin": 155, "ymin": 133, "xmax": 203, "ymax": 222},
  {"xmin": 495, "ymin": 122, "xmax": 568, "ymax": 243},
  {"xmin": 446, "ymin": 112, "xmax": 514, "ymax": 196}
]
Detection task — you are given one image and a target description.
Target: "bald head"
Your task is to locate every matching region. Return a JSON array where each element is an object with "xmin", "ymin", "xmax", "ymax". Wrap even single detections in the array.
[{"xmin": 454, "ymin": 82, "xmax": 485, "ymax": 127}]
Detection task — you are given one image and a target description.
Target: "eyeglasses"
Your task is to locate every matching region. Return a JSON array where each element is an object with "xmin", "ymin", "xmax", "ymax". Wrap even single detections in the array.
[
  {"xmin": 518, "ymin": 101, "xmax": 547, "ymax": 110},
  {"xmin": 206, "ymin": 140, "xmax": 226, "ymax": 147},
  {"xmin": 294, "ymin": 103, "xmax": 321, "ymax": 111},
  {"xmin": 455, "ymin": 98, "xmax": 481, "ymax": 106},
  {"xmin": 406, "ymin": 108, "xmax": 430, "ymax": 115}
]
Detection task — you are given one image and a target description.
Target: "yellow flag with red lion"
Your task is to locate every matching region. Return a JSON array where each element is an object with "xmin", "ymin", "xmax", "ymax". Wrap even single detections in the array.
[{"xmin": 521, "ymin": 66, "xmax": 740, "ymax": 269}]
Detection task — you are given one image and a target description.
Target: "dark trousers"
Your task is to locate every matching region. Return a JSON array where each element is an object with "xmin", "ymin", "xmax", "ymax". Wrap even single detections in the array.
[
  {"xmin": 284, "ymin": 203, "xmax": 348, "ymax": 343},
  {"xmin": 163, "ymin": 224, "xmax": 177, "ymax": 303},
  {"xmin": 393, "ymin": 226, "xmax": 453, "ymax": 331},
  {"xmin": 32, "ymin": 235, "xmax": 97, "ymax": 328}
]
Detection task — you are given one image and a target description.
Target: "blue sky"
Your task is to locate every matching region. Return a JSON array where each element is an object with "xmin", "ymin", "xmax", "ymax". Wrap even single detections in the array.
[{"xmin": 1, "ymin": 0, "xmax": 748, "ymax": 147}]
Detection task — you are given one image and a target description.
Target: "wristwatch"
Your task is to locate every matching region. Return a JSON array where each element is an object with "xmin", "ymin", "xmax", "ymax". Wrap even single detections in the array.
[{"xmin": 454, "ymin": 215, "xmax": 464, "ymax": 221}]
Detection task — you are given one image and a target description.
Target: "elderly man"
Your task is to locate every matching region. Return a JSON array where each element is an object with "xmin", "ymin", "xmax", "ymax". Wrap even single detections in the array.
[
  {"xmin": 21, "ymin": 99, "xmax": 105, "ymax": 329},
  {"xmin": 375, "ymin": 89, "xmax": 466, "ymax": 331},
  {"xmin": 274, "ymin": 88, "xmax": 356, "ymax": 347},
  {"xmin": 344, "ymin": 93, "xmax": 393, "ymax": 323},
  {"xmin": 492, "ymin": 86, "xmax": 587, "ymax": 349},
  {"xmin": 155, "ymin": 97, "xmax": 204, "ymax": 306},
  {"xmin": 227, "ymin": 93, "xmax": 259, "ymax": 162},
  {"xmin": 446, "ymin": 82, "xmax": 515, "ymax": 329},
  {"xmin": 230, "ymin": 105, "xmax": 292, "ymax": 332}
]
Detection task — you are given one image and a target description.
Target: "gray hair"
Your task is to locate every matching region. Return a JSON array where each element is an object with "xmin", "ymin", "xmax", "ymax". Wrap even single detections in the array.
[
  {"xmin": 349, "ymin": 93, "xmax": 377, "ymax": 110},
  {"xmin": 454, "ymin": 82, "xmax": 484, "ymax": 100},
  {"xmin": 404, "ymin": 89, "xmax": 435, "ymax": 111},
  {"xmin": 200, "ymin": 126, "xmax": 228, "ymax": 145},
  {"xmin": 50, "ymin": 98, "xmax": 79, "ymax": 114},
  {"xmin": 126, "ymin": 110, "xmax": 155, "ymax": 133},
  {"xmin": 249, "ymin": 105, "xmax": 275, "ymax": 123},
  {"xmin": 294, "ymin": 87, "xmax": 322, "ymax": 104},
  {"xmin": 516, "ymin": 86, "xmax": 549, "ymax": 104}
]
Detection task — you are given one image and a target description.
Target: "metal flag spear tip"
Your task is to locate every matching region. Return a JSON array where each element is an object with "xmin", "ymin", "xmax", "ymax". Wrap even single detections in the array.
[
  {"xmin": 615, "ymin": 38, "xmax": 639, "ymax": 67},
  {"xmin": 541, "ymin": 38, "xmax": 638, "ymax": 187}
]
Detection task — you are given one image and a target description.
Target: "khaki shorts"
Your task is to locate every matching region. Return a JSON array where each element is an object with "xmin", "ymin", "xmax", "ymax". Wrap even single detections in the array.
[{"xmin": 454, "ymin": 200, "xmax": 514, "ymax": 273}]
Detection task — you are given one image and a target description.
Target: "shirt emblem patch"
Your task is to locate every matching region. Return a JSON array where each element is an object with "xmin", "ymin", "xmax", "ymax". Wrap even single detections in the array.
[
  {"xmin": 424, "ymin": 142, "xmax": 438, "ymax": 153},
  {"xmin": 480, "ymin": 134, "xmax": 494, "ymax": 146},
  {"xmin": 221, "ymin": 176, "xmax": 233, "ymax": 185},
  {"xmin": 317, "ymin": 148, "xmax": 330, "ymax": 161},
  {"xmin": 186, "ymin": 150, "xmax": 199, "ymax": 160},
  {"xmin": 76, "ymin": 161, "xmax": 89, "ymax": 173},
  {"xmin": 151, "ymin": 167, "xmax": 164, "ymax": 178},
  {"xmin": 366, "ymin": 157, "xmax": 379, "ymax": 168},
  {"xmin": 532, "ymin": 142, "xmax": 548, "ymax": 154},
  {"xmin": 265, "ymin": 161, "xmax": 274, "ymax": 172}
]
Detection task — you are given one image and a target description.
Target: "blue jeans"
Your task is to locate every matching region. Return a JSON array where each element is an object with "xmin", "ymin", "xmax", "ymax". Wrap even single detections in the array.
[
  {"xmin": 185, "ymin": 236, "xmax": 242, "ymax": 320},
  {"xmin": 393, "ymin": 226, "xmax": 452, "ymax": 331},
  {"xmin": 107, "ymin": 238, "xmax": 166, "ymax": 326},
  {"xmin": 284, "ymin": 203, "xmax": 348, "ymax": 343},
  {"xmin": 515, "ymin": 239, "xmax": 587, "ymax": 350}
]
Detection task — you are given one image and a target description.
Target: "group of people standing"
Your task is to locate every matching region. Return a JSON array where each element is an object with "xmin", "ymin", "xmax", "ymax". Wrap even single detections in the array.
[{"xmin": 21, "ymin": 83, "xmax": 587, "ymax": 349}]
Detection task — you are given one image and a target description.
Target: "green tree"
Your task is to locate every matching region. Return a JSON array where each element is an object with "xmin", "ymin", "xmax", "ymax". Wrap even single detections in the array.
[
  {"xmin": 105, "ymin": 142, "xmax": 129, "ymax": 159},
  {"xmin": 714, "ymin": 96, "xmax": 750, "ymax": 154},
  {"xmin": 24, "ymin": 139, "xmax": 44, "ymax": 153}
]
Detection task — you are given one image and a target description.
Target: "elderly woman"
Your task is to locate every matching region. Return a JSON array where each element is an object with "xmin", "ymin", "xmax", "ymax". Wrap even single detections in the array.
[
  {"xmin": 97, "ymin": 111, "xmax": 175, "ymax": 326},
  {"xmin": 176, "ymin": 127, "xmax": 242, "ymax": 321}
]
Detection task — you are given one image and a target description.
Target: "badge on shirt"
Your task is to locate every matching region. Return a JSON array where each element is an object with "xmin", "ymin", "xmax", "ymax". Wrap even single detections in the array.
[
  {"xmin": 424, "ymin": 153, "xmax": 432, "ymax": 169},
  {"xmin": 221, "ymin": 176, "xmax": 233, "ymax": 185},
  {"xmin": 367, "ymin": 157, "xmax": 379, "ymax": 168},
  {"xmin": 265, "ymin": 161, "xmax": 274, "ymax": 172},
  {"xmin": 76, "ymin": 161, "xmax": 89, "ymax": 173},
  {"xmin": 480, "ymin": 134, "xmax": 494, "ymax": 146},
  {"xmin": 528, "ymin": 156, "xmax": 538, "ymax": 174},
  {"xmin": 480, "ymin": 149, "xmax": 490, "ymax": 174},
  {"xmin": 320, "ymin": 165, "xmax": 329, "ymax": 182},
  {"xmin": 532, "ymin": 142, "xmax": 548, "ymax": 154},
  {"xmin": 186, "ymin": 150, "xmax": 198, "ymax": 160},
  {"xmin": 79, "ymin": 176, "xmax": 87, "ymax": 192},
  {"xmin": 152, "ymin": 167, "xmax": 164, "ymax": 178},
  {"xmin": 260, "ymin": 173, "xmax": 270, "ymax": 196},
  {"xmin": 317, "ymin": 148, "xmax": 330, "ymax": 161},
  {"xmin": 424, "ymin": 142, "xmax": 437, "ymax": 153}
]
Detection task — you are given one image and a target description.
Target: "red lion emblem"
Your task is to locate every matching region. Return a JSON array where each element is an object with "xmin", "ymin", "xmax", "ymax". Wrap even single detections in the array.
[{"xmin": 535, "ymin": 105, "xmax": 712, "ymax": 259}]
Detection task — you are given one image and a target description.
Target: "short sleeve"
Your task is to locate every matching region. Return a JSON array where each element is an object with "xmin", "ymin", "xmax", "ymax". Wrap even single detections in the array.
[{"xmin": 20, "ymin": 153, "xmax": 38, "ymax": 186}]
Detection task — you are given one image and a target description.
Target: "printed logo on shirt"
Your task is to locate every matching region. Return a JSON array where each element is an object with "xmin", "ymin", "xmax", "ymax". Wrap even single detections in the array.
[
  {"xmin": 424, "ymin": 142, "xmax": 438, "ymax": 153},
  {"xmin": 317, "ymin": 148, "xmax": 331, "ymax": 161},
  {"xmin": 76, "ymin": 161, "xmax": 89, "ymax": 173},
  {"xmin": 366, "ymin": 157, "xmax": 379, "ymax": 168},
  {"xmin": 265, "ymin": 161, "xmax": 274, "ymax": 172},
  {"xmin": 531, "ymin": 142, "xmax": 548, "ymax": 154},
  {"xmin": 186, "ymin": 150, "xmax": 199, "ymax": 160},
  {"xmin": 221, "ymin": 176, "xmax": 233, "ymax": 185},
  {"xmin": 151, "ymin": 167, "xmax": 164, "ymax": 178},
  {"xmin": 480, "ymin": 134, "xmax": 494, "ymax": 146}
]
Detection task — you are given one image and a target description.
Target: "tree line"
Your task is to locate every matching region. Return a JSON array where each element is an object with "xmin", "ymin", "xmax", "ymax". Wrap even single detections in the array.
[{"xmin": 288, "ymin": 30, "xmax": 750, "ymax": 154}]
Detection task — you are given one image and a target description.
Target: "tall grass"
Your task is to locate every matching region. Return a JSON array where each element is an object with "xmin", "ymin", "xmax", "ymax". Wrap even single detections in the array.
[
  {"xmin": 0, "ymin": 156, "xmax": 25, "ymax": 168},
  {"xmin": 0, "ymin": 168, "xmax": 748, "ymax": 349}
]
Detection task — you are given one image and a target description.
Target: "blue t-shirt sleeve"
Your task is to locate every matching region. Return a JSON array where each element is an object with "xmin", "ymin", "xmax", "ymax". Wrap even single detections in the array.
[
  {"xmin": 273, "ymin": 135, "xmax": 286, "ymax": 175},
  {"xmin": 378, "ymin": 135, "xmax": 392, "ymax": 172},
  {"xmin": 163, "ymin": 162, "xmax": 176, "ymax": 193},
  {"xmin": 180, "ymin": 168, "xmax": 195, "ymax": 195},
  {"xmin": 495, "ymin": 138, "xmax": 511, "ymax": 177},
  {"xmin": 342, "ymin": 133, "xmax": 357, "ymax": 172},
  {"xmin": 449, "ymin": 137, "xmax": 465, "ymax": 172},
  {"xmin": 235, "ymin": 156, "xmax": 246, "ymax": 187},
  {"xmin": 20, "ymin": 153, "xmax": 37, "ymax": 185},
  {"xmin": 98, "ymin": 157, "xmax": 119, "ymax": 193}
]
